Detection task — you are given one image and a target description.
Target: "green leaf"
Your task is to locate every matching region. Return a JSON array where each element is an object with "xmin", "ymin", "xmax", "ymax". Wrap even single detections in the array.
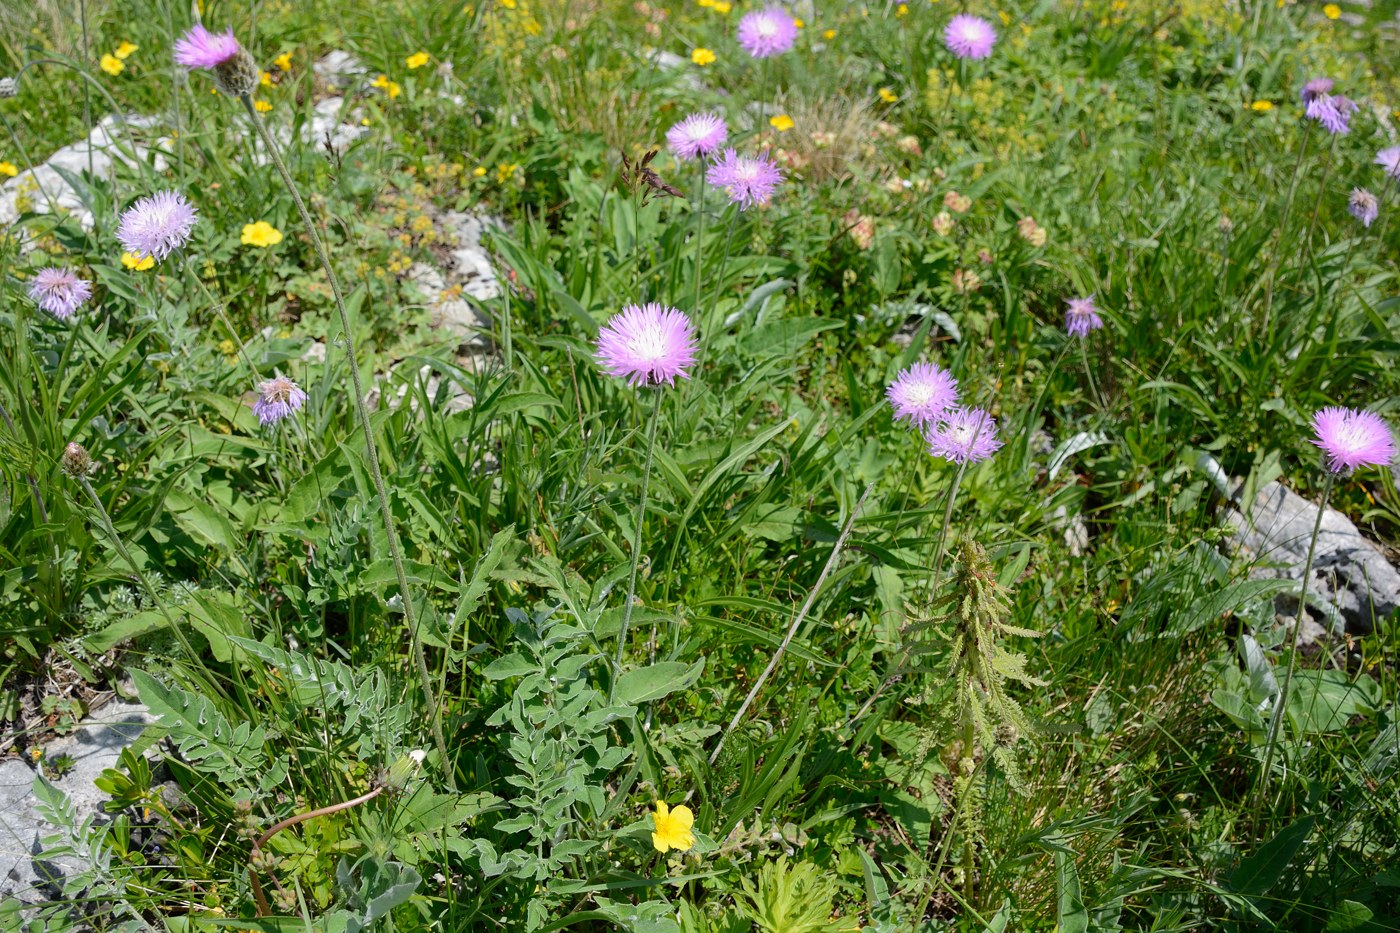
[
  {"xmin": 613, "ymin": 658, "xmax": 704, "ymax": 705},
  {"xmin": 1325, "ymin": 900, "xmax": 1373, "ymax": 932},
  {"xmin": 1055, "ymin": 847, "xmax": 1089, "ymax": 933},
  {"xmin": 483, "ymin": 653, "xmax": 537, "ymax": 680},
  {"xmin": 82, "ymin": 609, "xmax": 167, "ymax": 653},
  {"xmin": 1227, "ymin": 815, "xmax": 1314, "ymax": 897},
  {"xmin": 1286, "ymin": 671, "xmax": 1381, "ymax": 734}
]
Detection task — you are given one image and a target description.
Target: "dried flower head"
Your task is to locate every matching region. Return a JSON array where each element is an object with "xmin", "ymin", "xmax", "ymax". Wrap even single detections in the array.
[
  {"xmin": 943, "ymin": 190, "xmax": 972, "ymax": 213},
  {"xmin": 1376, "ymin": 146, "xmax": 1400, "ymax": 181},
  {"xmin": 737, "ymin": 6, "xmax": 798, "ymax": 58},
  {"xmin": 619, "ymin": 149, "xmax": 682, "ymax": 204},
  {"xmin": 596, "ymin": 303, "xmax": 698, "ymax": 387},
  {"xmin": 27, "ymin": 268, "xmax": 93, "ymax": 320},
  {"xmin": 1348, "ymin": 188, "xmax": 1379, "ymax": 228},
  {"xmin": 706, "ymin": 148, "xmax": 783, "ymax": 210},
  {"xmin": 60, "ymin": 442, "xmax": 92, "ymax": 478},
  {"xmin": 666, "ymin": 112, "xmax": 728, "ymax": 162},
  {"xmin": 886, "ymin": 362, "xmax": 959, "ymax": 428},
  {"xmin": 1064, "ymin": 295, "xmax": 1103, "ymax": 337},
  {"xmin": 925, "ymin": 406, "xmax": 1002, "ymax": 465},
  {"xmin": 117, "ymin": 191, "xmax": 198, "ymax": 261},
  {"xmin": 1017, "ymin": 216, "xmax": 1046, "ymax": 247},
  {"xmin": 0, "ymin": 77, "xmax": 16, "ymax": 99},
  {"xmin": 951, "ymin": 268, "xmax": 981, "ymax": 293},
  {"xmin": 932, "ymin": 211, "xmax": 955, "ymax": 236},
  {"xmin": 944, "ymin": 15, "xmax": 997, "ymax": 60},
  {"xmin": 1310, "ymin": 406, "xmax": 1396, "ymax": 474},
  {"xmin": 252, "ymin": 374, "xmax": 308, "ymax": 426}
]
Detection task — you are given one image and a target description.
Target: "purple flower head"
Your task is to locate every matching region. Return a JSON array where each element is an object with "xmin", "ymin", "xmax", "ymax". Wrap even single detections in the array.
[
  {"xmin": 117, "ymin": 191, "xmax": 198, "ymax": 262},
  {"xmin": 706, "ymin": 148, "xmax": 783, "ymax": 210},
  {"xmin": 1310, "ymin": 406, "xmax": 1396, "ymax": 474},
  {"xmin": 666, "ymin": 112, "xmax": 728, "ymax": 162},
  {"xmin": 252, "ymin": 374, "xmax": 307, "ymax": 426},
  {"xmin": 173, "ymin": 24, "xmax": 241, "ymax": 69},
  {"xmin": 1348, "ymin": 188, "xmax": 1379, "ymax": 228},
  {"xmin": 737, "ymin": 6, "xmax": 798, "ymax": 59},
  {"xmin": 944, "ymin": 15, "xmax": 997, "ymax": 60},
  {"xmin": 1064, "ymin": 295, "xmax": 1104, "ymax": 338},
  {"xmin": 1305, "ymin": 93, "xmax": 1357, "ymax": 135},
  {"xmin": 27, "ymin": 268, "xmax": 93, "ymax": 321},
  {"xmin": 886, "ymin": 363, "xmax": 959, "ymax": 428},
  {"xmin": 596, "ymin": 303, "xmax": 698, "ymax": 387},
  {"xmin": 1300, "ymin": 77, "xmax": 1334, "ymax": 105},
  {"xmin": 925, "ymin": 406, "xmax": 1003, "ymax": 465},
  {"xmin": 1376, "ymin": 146, "xmax": 1400, "ymax": 181}
]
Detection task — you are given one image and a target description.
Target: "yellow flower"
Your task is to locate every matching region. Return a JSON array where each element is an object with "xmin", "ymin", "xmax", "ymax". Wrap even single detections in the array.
[
  {"xmin": 651, "ymin": 802, "xmax": 695, "ymax": 853},
  {"xmin": 114, "ymin": 41, "xmax": 138, "ymax": 60},
  {"xmin": 473, "ymin": 165, "xmax": 487, "ymax": 177},
  {"xmin": 822, "ymin": 28, "xmax": 836, "ymax": 39},
  {"xmin": 792, "ymin": 17, "xmax": 804, "ymax": 27},
  {"xmin": 499, "ymin": 0, "xmax": 516, "ymax": 7},
  {"xmin": 241, "ymin": 221, "xmax": 284, "ymax": 248},
  {"xmin": 121, "ymin": 252, "xmax": 155, "ymax": 271},
  {"xmin": 0, "ymin": 161, "xmax": 17, "ymax": 177},
  {"xmin": 371, "ymin": 74, "xmax": 402, "ymax": 98},
  {"xmin": 496, "ymin": 162, "xmax": 521, "ymax": 184},
  {"xmin": 1322, "ymin": 3, "xmax": 1340, "ymax": 18},
  {"xmin": 1250, "ymin": 100, "xmax": 1274, "ymax": 112},
  {"xmin": 712, "ymin": 0, "xmax": 731, "ymax": 11},
  {"xmin": 698, "ymin": 0, "xmax": 714, "ymax": 7},
  {"xmin": 896, "ymin": 3, "xmax": 908, "ymax": 16},
  {"xmin": 100, "ymin": 54, "xmax": 125, "ymax": 76},
  {"xmin": 260, "ymin": 70, "xmax": 272, "ymax": 86},
  {"xmin": 691, "ymin": 47, "xmax": 716, "ymax": 66},
  {"xmin": 406, "ymin": 51, "xmax": 430, "ymax": 69},
  {"xmin": 878, "ymin": 87, "xmax": 897, "ymax": 103},
  {"xmin": 254, "ymin": 99, "xmax": 272, "ymax": 112},
  {"xmin": 998, "ymin": 10, "xmax": 1011, "ymax": 26},
  {"xmin": 769, "ymin": 114, "xmax": 794, "ymax": 132},
  {"xmin": 273, "ymin": 51, "xmax": 294, "ymax": 71}
]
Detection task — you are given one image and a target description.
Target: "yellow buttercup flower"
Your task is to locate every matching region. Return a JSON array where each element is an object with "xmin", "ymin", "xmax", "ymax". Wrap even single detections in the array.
[
  {"xmin": 1250, "ymin": 100, "xmax": 1274, "ymax": 112},
  {"xmin": 100, "ymin": 54, "xmax": 124, "ymax": 76},
  {"xmin": 878, "ymin": 87, "xmax": 898, "ymax": 103},
  {"xmin": 371, "ymin": 74, "xmax": 402, "ymax": 98},
  {"xmin": 769, "ymin": 114, "xmax": 794, "ymax": 132},
  {"xmin": 114, "ymin": 41, "xmax": 138, "ymax": 60},
  {"xmin": 254, "ymin": 99, "xmax": 272, "ymax": 112},
  {"xmin": 1322, "ymin": 3, "xmax": 1340, "ymax": 18},
  {"xmin": 406, "ymin": 51, "xmax": 430, "ymax": 69},
  {"xmin": 273, "ymin": 51, "xmax": 294, "ymax": 71},
  {"xmin": 691, "ymin": 47, "xmax": 716, "ymax": 66},
  {"xmin": 241, "ymin": 221, "xmax": 284, "ymax": 248},
  {"xmin": 121, "ymin": 252, "xmax": 155, "ymax": 271},
  {"xmin": 0, "ymin": 161, "xmax": 17, "ymax": 177},
  {"xmin": 822, "ymin": 28, "xmax": 836, "ymax": 39},
  {"xmin": 651, "ymin": 802, "xmax": 695, "ymax": 853}
]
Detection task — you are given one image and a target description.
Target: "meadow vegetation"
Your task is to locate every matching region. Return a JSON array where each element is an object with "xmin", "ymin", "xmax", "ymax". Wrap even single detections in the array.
[{"xmin": 2, "ymin": 0, "xmax": 1400, "ymax": 929}]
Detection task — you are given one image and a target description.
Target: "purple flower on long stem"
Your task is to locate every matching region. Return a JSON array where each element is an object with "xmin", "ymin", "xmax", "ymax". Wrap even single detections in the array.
[
  {"xmin": 116, "ymin": 190, "xmax": 198, "ymax": 262},
  {"xmin": 252, "ymin": 374, "xmax": 308, "ymax": 426},
  {"xmin": 173, "ymin": 24, "xmax": 241, "ymax": 69},
  {"xmin": 596, "ymin": 303, "xmax": 698, "ymax": 387},
  {"xmin": 944, "ymin": 15, "xmax": 997, "ymax": 60},
  {"xmin": 27, "ymin": 268, "xmax": 93, "ymax": 320},
  {"xmin": 886, "ymin": 363, "xmax": 959, "ymax": 428},
  {"xmin": 1348, "ymin": 188, "xmax": 1379, "ymax": 228},
  {"xmin": 1300, "ymin": 77, "xmax": 1334, "ymax": 105},
  {"xmin": 1376, "ymin": 146, "xmax": 1400, "ymax": 181},
  {"xmin": 666, "ymin": 112, "xmax": 728, "ymax": 162},
  {"xmin": 1302, "ymin": 78, "xmax": 1357, "ymax": 135},
  {"xmin": 737, "ymin": 7, "xmax": 798, "ymax": 59},
  {"xmin": 1310, "ymin": 407, "xmax": 1395, "ymax": 474},
  {"xmin": 925, "ymin": 406, "xmax": 1002, "ymax": 465},
  {"xmin": 1064, "ymin": 295, "xmax": 1103, "ymax": 337},
  {"xmin": 706, "ymin": 148, "xmax": 783, "ymax": 210}
]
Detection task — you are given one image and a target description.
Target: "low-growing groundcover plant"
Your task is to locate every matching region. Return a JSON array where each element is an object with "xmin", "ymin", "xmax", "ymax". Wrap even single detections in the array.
[{"xmin": 2, "ymin": 0, "xmax": 1400, "ymax": 930}]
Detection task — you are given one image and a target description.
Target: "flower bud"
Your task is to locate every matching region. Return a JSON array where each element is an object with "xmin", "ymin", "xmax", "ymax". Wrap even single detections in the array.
[
  {"xmin": 60, "ymin": 442, "xmax": 91, "ymax": 478},
  {"xmin": 215, "ymin": 47, "xmax": 260, "ymax": 98}
]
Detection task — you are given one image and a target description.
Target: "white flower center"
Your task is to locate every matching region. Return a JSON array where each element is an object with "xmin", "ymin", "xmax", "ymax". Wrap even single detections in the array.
[
  {"xmin": 951, "ymin": 423, "xmax": 977, "ymax": 447},
  {"xmin": 756, "ymin": 17, "xmax": 777, "ymax": 36},
  {"xmin": 734, "ymin": 162, "xmax": 760, "ymax": 183},
  {"xmin": 628, "ymin": 328, "xmax": 668, "ymax": 362},
  {"xmin": 905, "ymin": 384, "xmax": 933, "ymax": 407}
]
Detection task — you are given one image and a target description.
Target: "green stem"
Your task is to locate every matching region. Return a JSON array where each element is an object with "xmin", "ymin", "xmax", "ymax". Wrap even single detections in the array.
[
  {"xmin": 961, "ymin": 703, "xmax": 977, "ymax": 907},
  {"xmin": 1259, "ymin": 122, "xmax": 1312, "ymax": 336},
  {"xmin": 239, "ymin": 95, "xmax": 455, "ymax": 791},
  {"xmin": 614, "ymin": 388, "xmax": 662, "ymax": 685},
  {"xmin": 1255, "ymin": 471, "xmax": 1333, "ymax": 812},
  {"xmin": 926, "ymin": 462, "xmax": 968, "ymax": 605}
]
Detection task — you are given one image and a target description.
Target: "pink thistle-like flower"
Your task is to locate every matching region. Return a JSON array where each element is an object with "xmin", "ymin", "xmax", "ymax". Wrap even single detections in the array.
[
  {"xmin": 737, "ymin": 6, "xmax": 798, "ymax": 59},
  {"xmin": 1348, "ymin": 188, "xmax": 1379, "ymax": 228},
  {"xmin": 173, "ymin": 24, "xmax": 241, "ymax": 69},
  {"xmin": 1305, "ymin": 92, "xmax": 1357, "ymax": 135},
  {"xmin": 1310, "ymin": 406, "xmax": 1396, "ymax": 474},
  {"xmin": 886, "ymin": 363, "xmax": 959, "ymax": 428},
  {"xmin": 1376, "ymin": 146, "xmax": 1400, "ymax": 181},
  {"xmin": 252, "ymin": 374, "xmax": 308, "ymax": 426},
  {"xmin": 925, "ymin": 406, "xmax": 1002, "ymax": 465},
  {"xmin": 666, "ymin": 112, "xmax": 728, "ymax": 162},
  {"xmin": 27, "ymin": 268, "xmax": 93, "ymax": 321},
  {"xmin": 706, "ymin": 148, "xmax": 783, "ymax": 210},
  {"xmin": 1064, "ymin": 295, "xmax": 1104, "ymax": 337},
  {"xmin": 944, "ymin": 15, "xmax": 997, "ymax": 60},
  {"xmin": 116, "ymin": 191, "xmax": 198, "ymax": 262},
  {"xmin": 596, "ymin": 303, "xmax": 698, "ymax": 387},
  {"xmin": 1300, "ymin": 77, "xmax": 1334, "ymax": 104}
]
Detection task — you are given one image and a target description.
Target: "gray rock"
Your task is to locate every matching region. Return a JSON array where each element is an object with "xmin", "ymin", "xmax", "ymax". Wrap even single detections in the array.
[
  {"xmin": 1229, "ymin": 481, "xmax": 1400, "ymax": 635},
  {"xmin": 441, "ymin": 210, "xmax": 502, "ymax": 303},
  {"xmin": 313, "ymin": 50, "xmax": 366, "ymax": 88},
  {"xmin": 0, "ymin": 757, "xmax": 45, "ymax": 906}
]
